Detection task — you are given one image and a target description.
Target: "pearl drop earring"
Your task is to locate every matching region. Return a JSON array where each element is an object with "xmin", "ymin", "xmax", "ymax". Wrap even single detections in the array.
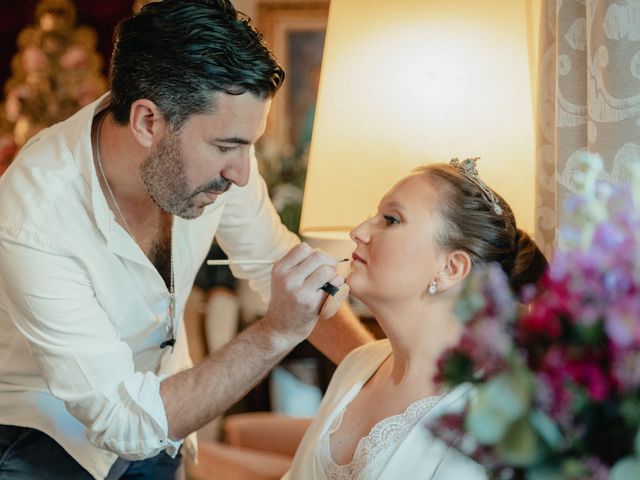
[{"xmin": 428, "ymin": 279, "xmax": 437, "ymax": 295}]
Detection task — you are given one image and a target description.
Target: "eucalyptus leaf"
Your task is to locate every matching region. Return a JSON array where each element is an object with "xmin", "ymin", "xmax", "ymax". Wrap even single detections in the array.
[
  {"xmin": 495, "ymin": 417, "xmax": 544, "ymax": 467},
  {"xmin": 453, "ymin": 290, "xmax": 485, "ymax": 323},
  {"xmin": 561, "ymin": 458, "xmax": 589, "ymax": 478},
  {"xmin": 621, "ymin": 397, "xmax": 640, "ymax": 427},
  {"xmin": 466, "ymin": 371, "xmax": 532, "ymax": 445},
  {"xmin": 529, "ymin": 410, "xmax": 563, "ymax": 450},
  {"xmin": 611, "ymin": 457, "xmax": 640, "ymax": 480},
  {"xmin": 525, "ymin": 464, "xmax": 565, "ymax": 480},
  {"xmin": 466, "ymin": 404, "xmax": 509, "ymax": 445}
]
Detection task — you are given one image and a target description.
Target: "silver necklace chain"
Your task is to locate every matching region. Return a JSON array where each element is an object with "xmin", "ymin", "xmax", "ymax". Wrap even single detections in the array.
[{"xmin": 94, "ymin": 113, "xmax": 175, "ymax": 349}]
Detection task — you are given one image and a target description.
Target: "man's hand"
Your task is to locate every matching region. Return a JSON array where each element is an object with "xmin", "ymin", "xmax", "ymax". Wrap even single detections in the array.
[
  {"xmin": 161, "ymin": 243, "xmax": 345, "ymax": 440},
  {"xmin": 263, "ymin": 243, "xmax": 344, "ymax": 342}
]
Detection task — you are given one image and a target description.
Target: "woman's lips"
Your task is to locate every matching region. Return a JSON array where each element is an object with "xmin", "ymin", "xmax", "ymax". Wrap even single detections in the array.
[{"xmin": 352, "ymin": 252, "xmax": 367, "ymax": 264}]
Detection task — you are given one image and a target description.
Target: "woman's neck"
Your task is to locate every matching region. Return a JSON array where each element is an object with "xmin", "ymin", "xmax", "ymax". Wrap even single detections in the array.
[{"xmin": 370, "ymin": 298, "xmax": 462, "ymax": 387}]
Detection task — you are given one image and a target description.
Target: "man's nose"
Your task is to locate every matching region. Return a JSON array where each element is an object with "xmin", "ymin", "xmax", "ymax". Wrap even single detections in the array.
[{"xmin": 221, "ymin": 148, "xmax": 251, "ymax": 187}]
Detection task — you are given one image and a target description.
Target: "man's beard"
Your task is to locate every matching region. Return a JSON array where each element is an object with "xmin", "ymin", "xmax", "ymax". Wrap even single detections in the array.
[{"xmin": 140, "ymin": 132, "xmax": 231, "ymax": 219}]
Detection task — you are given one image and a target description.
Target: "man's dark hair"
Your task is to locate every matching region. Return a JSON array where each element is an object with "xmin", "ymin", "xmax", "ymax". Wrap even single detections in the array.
[{"xmin": 109, "ymin": 0, "xmax": 285, "ymax": 129}]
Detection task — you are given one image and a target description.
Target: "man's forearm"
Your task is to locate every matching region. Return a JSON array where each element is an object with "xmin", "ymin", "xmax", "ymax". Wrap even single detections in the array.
[
  {"xmin": 160, "ymin": 318, "xmax": 299, "ymax": 439},
  {"xmin": 160, "ymin": 243, "xmax": 353, "ymax": 439},
  {"xmin": 307, "ymin": 303, "xmax": 374, "ymax": 364}
]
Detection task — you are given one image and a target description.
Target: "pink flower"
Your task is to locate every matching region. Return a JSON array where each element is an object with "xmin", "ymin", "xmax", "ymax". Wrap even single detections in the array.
[
  {"xmin": 0, "ymin": 134, "xmax": 17, "ymax": 166},
  {"xmin": 21, "ymin": 46, "xmax": 48, "ymax": 72},
  {"xmin": 516, "ymin": 302, "xmax": 563, "ymax": 348},
  {"xmin": 433, "ymin": 179, "xmax": 640, "ymax": 472},
  {"xmin": 4, "ymin": 85, "xmax": 33, "ymax": 123},
  {"xmin": 582, "ymin": 456, "xmax": 610, "ymax": 480},
  {"xmin": 611, "ymin": 349, "xmax": 640, "ymax": 392},
  {"xmin": 60, "ymin": 45, "xmax": 87, "ymax": 70},
  {"xmin": 71, "ymin": 79, "xmax": 102, "ymax": 106},
  {"xmin": 535, "ymin": 370, "xmax": 573, "ymax": 424},
  {"xmin": 605, "ymin": 296, "xmax": 640, "ymax": 348}
]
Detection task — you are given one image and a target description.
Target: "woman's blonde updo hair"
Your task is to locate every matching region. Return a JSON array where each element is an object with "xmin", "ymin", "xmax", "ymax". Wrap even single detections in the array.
[{"xmin": 415, "ymin": 162, "xmax": 547, "ymax": 294}]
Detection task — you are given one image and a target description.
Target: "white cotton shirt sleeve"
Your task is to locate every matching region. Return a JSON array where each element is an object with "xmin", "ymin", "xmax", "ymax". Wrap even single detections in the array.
[
  {"xmin": 0, "ymin": 231, "xmax": 180, "ymax": 460},
  {"xmin": 215, "ymin": 150, "xmax": 300, "ymax": 303}
]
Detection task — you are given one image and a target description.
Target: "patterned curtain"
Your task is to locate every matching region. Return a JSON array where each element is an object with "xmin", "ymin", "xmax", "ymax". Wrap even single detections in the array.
[{"xmin": 536, "ymin": 0, "xmax": 640, "ymax": 257}]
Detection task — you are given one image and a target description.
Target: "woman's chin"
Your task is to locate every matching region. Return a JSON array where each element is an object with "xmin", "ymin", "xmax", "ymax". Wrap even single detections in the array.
[
  {"xmin": 345, "ymin": 274, "xmax": 356, "ymax": 290},
  {"xmin": 345, "ymin": 277, "xmax": 364, "ymax": 302}
]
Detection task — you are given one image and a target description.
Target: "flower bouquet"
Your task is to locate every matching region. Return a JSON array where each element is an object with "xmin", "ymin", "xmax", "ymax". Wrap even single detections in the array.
[{"xmin": 434, "ymin": 154, "xmax": 640, "ymax": 480}]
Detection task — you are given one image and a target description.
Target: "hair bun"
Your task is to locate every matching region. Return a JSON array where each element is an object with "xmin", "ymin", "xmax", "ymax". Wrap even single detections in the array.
[{"xmin": 509, "ymin": 229, "xmax": 548, "ymax": 294}]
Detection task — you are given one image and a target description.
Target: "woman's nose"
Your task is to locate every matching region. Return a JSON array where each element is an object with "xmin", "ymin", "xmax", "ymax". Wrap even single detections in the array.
[{"xmin": 350, "ymin": 219, "xmax": 371, "ymax": 244}]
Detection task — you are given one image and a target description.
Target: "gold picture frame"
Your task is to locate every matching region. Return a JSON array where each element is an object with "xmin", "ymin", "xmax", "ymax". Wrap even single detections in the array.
[{"xmin": 258, "ymin": 2, "xmax": 330, "ymax": 153}]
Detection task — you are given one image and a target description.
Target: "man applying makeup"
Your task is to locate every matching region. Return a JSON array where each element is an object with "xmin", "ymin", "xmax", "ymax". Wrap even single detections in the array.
[{"xmin": 0, "ymin": 1, "xmax": 372, "ymax": 478}]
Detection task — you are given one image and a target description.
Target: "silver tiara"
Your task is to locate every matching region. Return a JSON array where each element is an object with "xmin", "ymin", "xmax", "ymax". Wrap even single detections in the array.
[{"xmin": 449, "ymin": 157, "xmax": 503, "ymax": 215}]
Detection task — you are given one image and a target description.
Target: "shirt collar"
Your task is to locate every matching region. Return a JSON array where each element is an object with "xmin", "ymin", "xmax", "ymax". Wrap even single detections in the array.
[{"xmin": 68, "ymin": 92, "xmax": 149, "ymax": 263}]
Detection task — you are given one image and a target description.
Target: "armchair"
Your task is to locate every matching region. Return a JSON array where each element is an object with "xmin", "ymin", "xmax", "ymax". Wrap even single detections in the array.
[{"xmin": 186, "ymin": 412, "xmax": 311, "ymax": 480}]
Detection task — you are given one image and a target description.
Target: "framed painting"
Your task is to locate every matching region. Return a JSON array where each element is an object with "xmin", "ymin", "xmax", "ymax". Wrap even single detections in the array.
[{"xmin": 258, "ymin": 2, "xmax": 330, "ymax": 154}]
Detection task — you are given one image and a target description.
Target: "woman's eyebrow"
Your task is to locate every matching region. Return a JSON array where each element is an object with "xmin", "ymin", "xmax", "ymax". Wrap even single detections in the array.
[{"xmin": 381, "ymin": 201, "xmax": 407, "ymax": 214}]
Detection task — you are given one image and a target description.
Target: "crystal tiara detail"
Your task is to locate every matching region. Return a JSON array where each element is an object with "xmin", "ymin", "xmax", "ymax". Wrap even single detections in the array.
[{"xmin": 449, "ymin": 157, "xmax": 504, "ymax": 215}]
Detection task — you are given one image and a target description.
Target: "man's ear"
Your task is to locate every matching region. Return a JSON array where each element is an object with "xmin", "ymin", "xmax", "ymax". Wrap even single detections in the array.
[
  {"xmin": 129, "ymin": 99, "xmax": 166, "ymax": 148},
  {"xmin": 440, "ymin": 250, "xmax": 472, "ymax": 291}
]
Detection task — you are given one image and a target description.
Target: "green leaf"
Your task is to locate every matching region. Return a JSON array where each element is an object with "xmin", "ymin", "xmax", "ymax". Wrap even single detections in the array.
[
  {"xmin": 529, "ymin": 410, "xmax": 563, "ymax": 450},
  {"xmin": 572, "ymin": 321, "xmax": 605, "ymax": 346},
  {"xmin": 495, "ymin": 417, "xmax": 544, "ymax": 467},
  {"xmin": 525, "ymin": 463, "xmax": 565, "ymax": 480},
  {"xmin": 466, "ymin": 403, "xmax": 511, "ymax": 445},
  {"xmin": 621, "ymin": 397, "xmax": 640, "ymax": 428},
  {"xmin": 561, "ymin": 458, "xmax": 589, "ymax": 478},
  {"xmin": 439, "ymin": 351, "xmax": 475, "ymax": 385},
  {"xmin": 466, "ymin": 371, "xmax": 532, "ymax": 445},
  {"xmin": 611, "ymin": 457, "xmax": 640, "ymax": 480},
  {"xmin": 453, "ymin": 290, "xmax": 485, "ymax": 323}
]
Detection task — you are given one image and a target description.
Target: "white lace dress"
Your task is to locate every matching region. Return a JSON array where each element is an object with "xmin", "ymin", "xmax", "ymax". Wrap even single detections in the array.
[
  {"xmin": 282, "ymin": 340, "xmax": 487, "ymax": 480},
  {"xmin": 316, "ymin": 395, "xmax": 445, "ymax": 480}
]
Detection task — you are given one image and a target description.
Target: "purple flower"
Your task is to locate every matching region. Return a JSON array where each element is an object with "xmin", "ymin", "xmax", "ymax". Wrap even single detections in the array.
[
  {"xmin": 433, "ymin": 178, "xmax": 640, "ymax": 472},
  {"xmin": 605, "ymin": 296, "xmax": 640, "ymax": 348},
  {"xmin": 611, "ymin": 349, "xmax": 640, "ymax": 392}
]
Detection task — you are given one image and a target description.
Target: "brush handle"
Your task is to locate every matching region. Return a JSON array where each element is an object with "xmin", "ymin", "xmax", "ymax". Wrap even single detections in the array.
[
  {"xmin": 207, "ymin": 259, "xmax": 274, "ymax": 265},
  {"xmin": 207, "ymin": 258, "xmax": 349, "ymax": 266},
  {"xmin": 319, "ymin": 283, "xmax": 350, "ymax": 319}
]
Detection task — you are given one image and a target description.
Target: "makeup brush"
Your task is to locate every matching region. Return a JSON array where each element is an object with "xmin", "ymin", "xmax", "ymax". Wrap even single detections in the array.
[
  {"xmin": 207, "ymin": 257, "xmax": 350, "ymax": 319},
  {"xmin": 206, "ymin": 258, "xmax": 349, "ymax": 266}
]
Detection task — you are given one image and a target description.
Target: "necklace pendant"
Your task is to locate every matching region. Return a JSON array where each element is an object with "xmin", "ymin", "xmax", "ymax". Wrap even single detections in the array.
[
  {"xmin": 160, "ymin": 292, "xmax": 176, "ymax": 351},
  {"xmin": 167, "ymin": 292, "xmax": 175, "ymax": 332}
]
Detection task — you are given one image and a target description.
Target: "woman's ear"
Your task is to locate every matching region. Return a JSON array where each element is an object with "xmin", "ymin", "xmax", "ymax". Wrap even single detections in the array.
[
  {"xmin": 440, "ymin": 250, "xmax": 472, "ymax": 290},
  {"xmin": 129, "ymin": 99, "xmax": 166, "ymax": 148}
]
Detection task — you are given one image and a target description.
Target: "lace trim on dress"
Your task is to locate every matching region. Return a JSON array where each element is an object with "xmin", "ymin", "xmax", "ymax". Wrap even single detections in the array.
[{"xmin": 316, "ymin": 394, "xmax": 444, "ymax": 480}]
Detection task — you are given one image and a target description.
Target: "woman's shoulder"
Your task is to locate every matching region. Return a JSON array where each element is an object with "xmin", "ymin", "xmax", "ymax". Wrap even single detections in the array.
[
  {"xmin": 322, "ymin": 339, "xmax": 390, "ymax": 393},
  {"xmin": 340, "ymin": 338, "xmax": 391, "ymax": 368}
]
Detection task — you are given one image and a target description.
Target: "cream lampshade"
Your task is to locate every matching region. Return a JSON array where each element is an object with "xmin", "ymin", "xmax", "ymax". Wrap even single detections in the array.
[{"xmin": 299, "ymin": 0, "xmax": 541, "ymax": 256}]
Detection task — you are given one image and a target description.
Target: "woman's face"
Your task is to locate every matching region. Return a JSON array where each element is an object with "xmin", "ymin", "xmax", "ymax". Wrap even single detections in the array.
[{"xmin": 347, "ymin": 172, "xmax": 445, "ymax": 303}]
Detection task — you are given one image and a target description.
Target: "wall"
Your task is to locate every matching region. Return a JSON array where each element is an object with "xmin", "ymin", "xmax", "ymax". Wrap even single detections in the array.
[
  {"xmin": 0, "ymin": 0, "xmax": 324, "ymax": 93},
  {"xmin": 234, "ymin": 0, "xmax": 325, "ymax": 21}
]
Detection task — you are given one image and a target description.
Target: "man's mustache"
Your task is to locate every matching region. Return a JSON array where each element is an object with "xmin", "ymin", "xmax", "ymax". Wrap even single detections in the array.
[{"xmin": 193, "ymin": 177, "xmax": 231, "ymax": 196}]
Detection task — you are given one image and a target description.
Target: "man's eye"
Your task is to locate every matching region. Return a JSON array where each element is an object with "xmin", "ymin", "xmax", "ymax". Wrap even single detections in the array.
[
  {"xmin": 383, "ymin": 215, "xmax": 399, "ymax": 226},
  {"xmin": 217, "ymin": 145, "xmax": 235, "ymax": 153}
]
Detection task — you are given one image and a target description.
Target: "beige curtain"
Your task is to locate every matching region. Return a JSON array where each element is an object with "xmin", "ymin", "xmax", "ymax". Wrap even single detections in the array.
[{"xmin": 536, "ymin": 0, "xmax": 640, "ymax": 257}]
